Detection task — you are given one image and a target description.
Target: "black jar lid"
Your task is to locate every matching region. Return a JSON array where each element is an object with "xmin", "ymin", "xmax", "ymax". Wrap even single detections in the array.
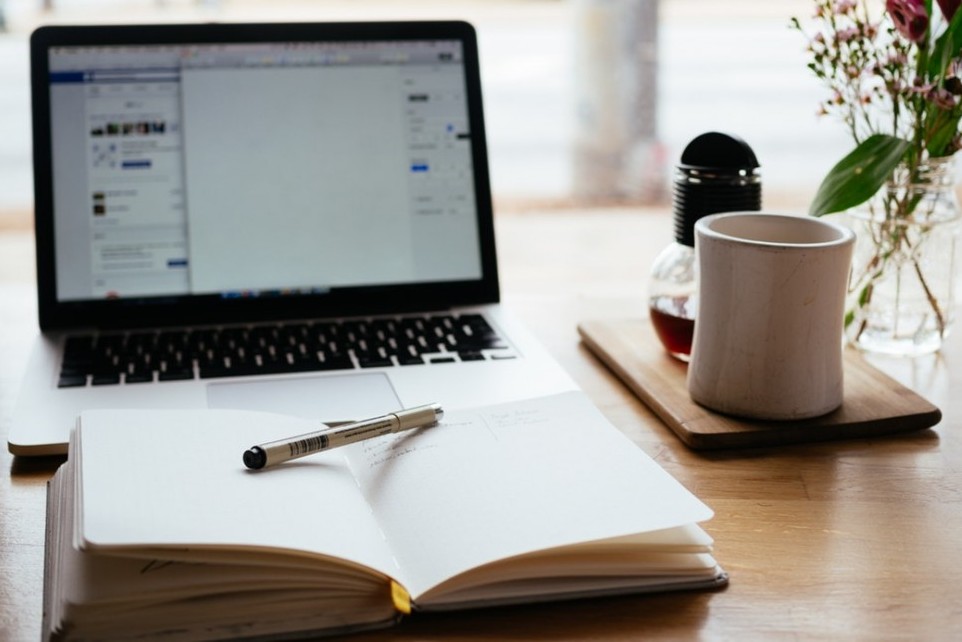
[
  {"xmin": 678, "ymin": 131, "xmax": 760, "ymax": 173},
  {"xmin": 674, "ymin": 132, "xmax": 761, "ymax": 246}
]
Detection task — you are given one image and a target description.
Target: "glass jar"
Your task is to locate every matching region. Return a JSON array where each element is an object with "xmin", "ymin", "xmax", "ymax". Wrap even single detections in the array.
[
  {"xmin": 843, "ymin": 157, "xmax": 962, "ymax": 356},
  {"xmin": 648, "ymin": 132, "xmax": 761, "ymax": 361}
]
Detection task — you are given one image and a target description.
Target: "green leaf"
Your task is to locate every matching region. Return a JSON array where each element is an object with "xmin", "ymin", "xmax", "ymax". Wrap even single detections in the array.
[
  {"xmin": 808, "ymin": 134, "xmax": 911, "ymax": 217},
  {"xmin": 928, "ymin": 3, "xmax": 962, "ymax": 79},
  {"xmin": 926, "ymin": 107, "xmax": 962, "ymax": 156}
]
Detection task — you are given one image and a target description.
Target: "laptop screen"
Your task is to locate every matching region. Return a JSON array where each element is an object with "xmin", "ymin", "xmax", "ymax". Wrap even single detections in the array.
[{"xmin": 31, "ymin": 23, "xmax": 498, "ymax": 330}]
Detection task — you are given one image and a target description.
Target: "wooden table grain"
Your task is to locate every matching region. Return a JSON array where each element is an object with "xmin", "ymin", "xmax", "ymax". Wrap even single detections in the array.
[{"xmin": 3, "ymin": 210, "xmax": 962, "ymax": 640}]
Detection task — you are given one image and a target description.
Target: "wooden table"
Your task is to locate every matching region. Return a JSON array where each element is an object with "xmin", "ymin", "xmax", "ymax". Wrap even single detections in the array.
[{"xmin": 3, "ymin": 209, "xmax": 962, "ymax": 640}]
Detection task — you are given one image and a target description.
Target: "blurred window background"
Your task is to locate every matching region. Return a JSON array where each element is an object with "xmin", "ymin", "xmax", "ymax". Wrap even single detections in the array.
[{"xmin": 0, "ymin": 0, "xmax": 844, "ymax": 228}]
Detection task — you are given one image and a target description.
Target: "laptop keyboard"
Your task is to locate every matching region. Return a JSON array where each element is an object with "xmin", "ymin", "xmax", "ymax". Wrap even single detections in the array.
[{"xmin": 57, "ymin": 313, "xmax": 513, "ymax": 388}]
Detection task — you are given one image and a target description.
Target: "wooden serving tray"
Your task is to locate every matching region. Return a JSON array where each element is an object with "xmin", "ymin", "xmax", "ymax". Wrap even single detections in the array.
[{"xmin": 578, "ymin": 318, "xmax": 942, "ymax": 450}]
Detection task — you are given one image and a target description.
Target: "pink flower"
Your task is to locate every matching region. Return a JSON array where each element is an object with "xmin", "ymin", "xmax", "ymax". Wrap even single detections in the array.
[
  {"xmin": 886, "ymin": 0, "xmax": 929, "ymax": 42},
  {"xmin": 937, "ymin": 0, "xmax": 961, "ymax": 20},
  {"xmin": 834, "ymin": 0, "xmax": 857, "ymax": 13},
  {"xmin": 928, "ymin": 86, "xmax": 957, "ymax": 109},
  {"xmin": 835, "ymin": 26, "xmax": 860, "ymax": 42},
  {"xmin": 885, "ymin": 51, "xmax": 909, "ymax": 67}
]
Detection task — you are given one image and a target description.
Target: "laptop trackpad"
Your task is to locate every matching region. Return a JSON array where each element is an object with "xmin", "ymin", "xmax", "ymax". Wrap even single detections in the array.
[{"xmin": 206, "ymin": 373, "xmax": 402, "ymax": 422}]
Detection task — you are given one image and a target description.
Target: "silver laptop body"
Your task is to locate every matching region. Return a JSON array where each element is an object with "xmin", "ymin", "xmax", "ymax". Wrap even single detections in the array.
[{"xmin": 10, "ymin": 21, "xmax": 576, "ymax": 456}]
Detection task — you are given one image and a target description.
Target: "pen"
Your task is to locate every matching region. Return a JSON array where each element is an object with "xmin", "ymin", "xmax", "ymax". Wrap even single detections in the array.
[{"xmin": 242, "ymin": 403, "xmax": 444, "ymax": 470}]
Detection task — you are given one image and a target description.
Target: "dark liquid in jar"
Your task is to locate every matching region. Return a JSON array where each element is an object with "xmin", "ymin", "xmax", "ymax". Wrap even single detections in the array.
[{"xmin": 649, "ymin": 295, "xmax": 695, "ymax": 361}]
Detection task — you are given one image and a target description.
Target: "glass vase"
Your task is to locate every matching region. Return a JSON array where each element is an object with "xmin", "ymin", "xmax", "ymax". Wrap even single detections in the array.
[{"xmin": 843, "ymin": 157, "xmax": 962, "ymax": 356}]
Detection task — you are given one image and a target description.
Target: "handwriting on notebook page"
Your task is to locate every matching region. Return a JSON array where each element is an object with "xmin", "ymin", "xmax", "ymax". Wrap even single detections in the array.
[{"xmin": 353, "ymin": 405, "xmax": 552, "ymax": 471}]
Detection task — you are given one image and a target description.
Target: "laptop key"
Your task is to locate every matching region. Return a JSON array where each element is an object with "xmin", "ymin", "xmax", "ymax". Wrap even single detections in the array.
[
  {"xmin": 248, "ymin": 363, "xmax": 292, "ymax": 376},
  {"xmin": 198, "ymin": 365, "xmax": 230, "ymax": 379},
  {"xmin": 91, "ymin": 373, "xmax": 121, "ymax": 386},
  {"xmin": 216, "ymin": 364, "xmax": 262, "ymax": 378},
  {"xmin": 158, "ymin": 369, "xmax": 194, "ymax": 382},
  {"xmin": 317, "ymin": 354, "xmax": 355, "ymax": 370},
  {"xmin": 357, "ymin": 355, "xmax": 393, "ymax": 369},
  {"xmin": 59, "ymin": 365, "xmax": 88, "ymax": 377},
  {"xmin": 57, "ymin": 374, "xmax": 88, "ymax": 388}
]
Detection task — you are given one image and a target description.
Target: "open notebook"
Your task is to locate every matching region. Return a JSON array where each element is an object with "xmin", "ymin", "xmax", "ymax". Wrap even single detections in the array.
[
  {"xmin": 11, "ymin": 21, "xmax": 577, "ymax": 456},
  {"xmin": 43, "ymin": 392, "xmax": 727, "ymax": 640}
]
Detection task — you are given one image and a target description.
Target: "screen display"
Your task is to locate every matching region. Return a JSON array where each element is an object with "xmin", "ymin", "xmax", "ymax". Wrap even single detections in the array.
[{"xmin": 46, "ymin": 39, "xmax": 482, "ymax": 303}]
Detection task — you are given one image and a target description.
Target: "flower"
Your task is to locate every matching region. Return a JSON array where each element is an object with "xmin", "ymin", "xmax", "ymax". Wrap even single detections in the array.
[
  {"xmin": 791, "ymin": 0, "xmax": 962, "ymax": 215},
  {"xmin": 937, "ymin": 0, "xmax": 961, "ymax": 20},
  {"xmin": 886, "ymin": 0, "xmax": 928, "ymax": 42}
]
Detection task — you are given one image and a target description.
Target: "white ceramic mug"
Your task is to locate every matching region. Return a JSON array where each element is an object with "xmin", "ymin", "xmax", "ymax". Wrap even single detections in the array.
[{"xmin": 687, "ymin": 212, "xmax": 856, "ymax": 420}]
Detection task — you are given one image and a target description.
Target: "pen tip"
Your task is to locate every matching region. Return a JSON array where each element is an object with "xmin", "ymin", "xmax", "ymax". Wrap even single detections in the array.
[{"xmin": 243, "ymin": 447, "xmax": 267, "ymax": 470}]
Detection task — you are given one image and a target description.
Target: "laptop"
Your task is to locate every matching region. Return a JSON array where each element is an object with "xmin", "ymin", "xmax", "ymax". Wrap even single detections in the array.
[{"xmin": 9, "ymin": 21, "xmax": 577, "ymax": 456}]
